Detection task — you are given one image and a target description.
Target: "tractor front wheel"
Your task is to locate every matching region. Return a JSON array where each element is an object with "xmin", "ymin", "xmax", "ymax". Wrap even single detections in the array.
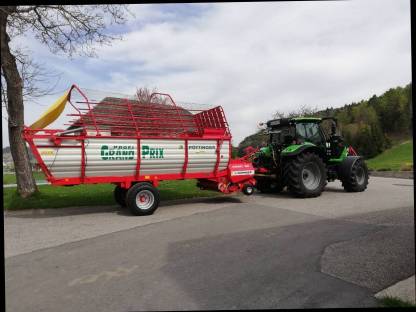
[
  {"xmin": 341, "ymin": 158, "xmax": 369, "ymax": 192},
  {"xmin": 284, "ymin": 152, "xmax": 327, "ymax": 198}
]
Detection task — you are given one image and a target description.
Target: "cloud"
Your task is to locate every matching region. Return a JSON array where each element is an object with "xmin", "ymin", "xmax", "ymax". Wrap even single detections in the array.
[{"xmin": 2, "ymin": 0, "xmax": 411, "ymax": 148}]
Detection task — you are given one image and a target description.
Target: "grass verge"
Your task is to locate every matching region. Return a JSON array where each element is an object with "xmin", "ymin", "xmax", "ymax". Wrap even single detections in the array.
[
  {"xmin": 3, "ymin": 171, "xmax": 46, "ymax": 184},
  {"xmin": 366, "ymin": 141, "xmax": 413, "ymax": 171},
  {"xmin": 3, "ymin": 179, "xmax": 220, "ymax": 210},
  {"xmin": 377, "ymin": 296, "xmax": 416, "ymax": 308}
]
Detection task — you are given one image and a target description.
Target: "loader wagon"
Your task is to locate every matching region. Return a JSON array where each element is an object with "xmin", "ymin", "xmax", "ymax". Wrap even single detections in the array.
[{"xmin": 23, "ymin": 85, "xmax": 256, "ymax": 215}]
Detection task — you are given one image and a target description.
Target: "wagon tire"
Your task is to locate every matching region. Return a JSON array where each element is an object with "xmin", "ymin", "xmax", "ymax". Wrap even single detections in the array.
[
  {"xmin": 126, "ymin": 183, "xmax": 160, "ymax": 216},
  {"xmin": 114, "ymin": 185, "xmax": 127, "ymax": 207}
]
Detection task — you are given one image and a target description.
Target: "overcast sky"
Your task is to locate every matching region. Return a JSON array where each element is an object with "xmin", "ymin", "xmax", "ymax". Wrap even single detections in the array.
[{"xmin": 2, "ymin": 0, "xmax": 412, "ymax": 148}]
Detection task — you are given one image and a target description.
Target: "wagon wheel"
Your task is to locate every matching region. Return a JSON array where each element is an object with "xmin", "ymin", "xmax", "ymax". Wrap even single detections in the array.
[{"xmin": 126, "ymin": 182, "xmax": 160, "ymax": 216}]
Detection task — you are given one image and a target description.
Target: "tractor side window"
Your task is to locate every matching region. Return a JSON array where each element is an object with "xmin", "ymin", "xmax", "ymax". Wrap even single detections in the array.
[
  {"xmin": 270, "ymin": 127, "xmax": 294, "ymax": 145},
  {"xmin": 271, "ymin": 132, "xmax": 281, "ymax": 144},
  {"xmin": 320, "ymin": 120, "xmax": 332, "ymax": 139}
]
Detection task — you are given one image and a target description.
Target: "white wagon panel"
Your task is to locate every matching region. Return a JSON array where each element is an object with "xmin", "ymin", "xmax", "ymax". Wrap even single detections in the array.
[
  {"xmin": 37, "ymin": 147, "xmax": 82, "ymax": 178},
  {"xmin": 85, "ymin": 138, "xmax": 137, "ymax": 177},
  {"xmin": 35, "ymin": 138, "xmax": 231, "ymax": 179}
]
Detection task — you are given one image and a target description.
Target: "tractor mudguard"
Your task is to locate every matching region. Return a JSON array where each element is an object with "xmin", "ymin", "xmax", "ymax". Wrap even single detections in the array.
[
  {"xmin": 338, "ymin": 156, "xmax": 363, "ymax": 180},
  {"xmin": 281, "ymin": 144, "xmax": 323, "ymax": 158}
]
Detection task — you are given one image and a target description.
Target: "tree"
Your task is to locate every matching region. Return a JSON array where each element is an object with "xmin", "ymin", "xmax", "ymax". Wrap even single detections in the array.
[
  {"xmin": 405, "ymin": 83, "xmax": 412, "ymax": 132},
  {"xmin": 0, "ymin": 5, "xmax": 131, "ymax": 197}
]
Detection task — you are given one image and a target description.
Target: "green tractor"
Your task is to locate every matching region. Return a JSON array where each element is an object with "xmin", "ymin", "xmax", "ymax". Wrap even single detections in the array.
[{"xmin": 252, "ymin": 117, "xmax": 369, "ymax": 197}]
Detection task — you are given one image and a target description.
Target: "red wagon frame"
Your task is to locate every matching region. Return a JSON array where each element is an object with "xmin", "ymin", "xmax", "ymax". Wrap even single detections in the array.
[{"xmin": 23, "ymin": 84, "xmax": 255, "ymax": 193}]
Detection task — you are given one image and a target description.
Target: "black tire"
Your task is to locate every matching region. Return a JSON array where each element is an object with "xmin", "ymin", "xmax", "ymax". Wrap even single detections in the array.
[
  {"xmin": 126, "ymin": 182, "xmax": 160, "ymax": 216},
  {"xmin": 242, "ymin": 184, "xmax": 254, "ymax": 195},
  {"xmin": 114, "ymin": 185, "xmax": 127, "ymax": 207},
  {"xmin": 284, "ymin": 152, "xmax": 327, "ymax": 198},
  {"xmin": 341, "ymin": 158, "xmax": 369, "ymax": 192}
]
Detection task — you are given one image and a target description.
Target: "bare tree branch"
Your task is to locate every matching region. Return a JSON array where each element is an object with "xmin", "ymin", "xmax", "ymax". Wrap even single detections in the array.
[
  {"xmin": 1, "ymin": 46, "xmax": 62, "ymax": 107},
  {"xmin": 2, "ymin": 4, "xmax": 132, "ymax": 105},
  {"xmin": 1, "ymin": 4, "xmax": 132, "ymax": 197},
  {"xmin": 6, "ymin": 5, "xmax": 131, "ymax": 57}
]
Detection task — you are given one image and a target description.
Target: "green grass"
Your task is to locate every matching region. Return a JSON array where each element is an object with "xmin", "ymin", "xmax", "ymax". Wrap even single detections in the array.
[
  {"xmin": 3, "ymin": 179, "xmax": 220, "ymax": 210},
  {"xmin": 3, "ymin": 171, "xmax": 46, "ymax": 184},
  {"xmin": 366, "ymin": 141, "xmax": 413, "ymax": 171},
  {"xmin": 377, "ymin": 296, "xmax": 416, "ymax": 308}
]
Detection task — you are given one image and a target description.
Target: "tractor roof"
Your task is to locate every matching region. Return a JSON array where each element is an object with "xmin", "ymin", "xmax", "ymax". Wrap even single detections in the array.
[
  {"xmin": 266, "ymin": 117, "xmax": 322, "ymax": 127},
  {"xmin": 292, "ymin": 117, "xmax": 322, "ymax": 122}
]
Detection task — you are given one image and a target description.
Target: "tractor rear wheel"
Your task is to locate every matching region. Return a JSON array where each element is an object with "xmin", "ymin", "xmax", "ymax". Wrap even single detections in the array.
[
  {"xmin": 284, "ymin": 152, "xmax": 326, "ymax": 198},
  {"xmin": 341, "ymin": 158, "xmax": 369, "ymax": 192}
]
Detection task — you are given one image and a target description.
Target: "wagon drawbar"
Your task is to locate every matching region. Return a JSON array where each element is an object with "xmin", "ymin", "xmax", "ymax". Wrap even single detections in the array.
[{"xmin": 23, "ymin": 85, "xmax": 256, "ymax": 215}]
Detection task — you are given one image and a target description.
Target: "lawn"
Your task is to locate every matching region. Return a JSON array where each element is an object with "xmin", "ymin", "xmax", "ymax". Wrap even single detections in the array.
[
  {"xmin": 366, "ymin": 141, "xmax": 413, "ymax": 171},
  {"xmin": 377, "ymin": 296, "xmax": 416, "ymax": 308},
  {"xmin": 3, "ymin": 171, "xmax": 46, "ymax": 184},
  {"xmin": 3, "ymin": 179, "xmax": 220, "ymax": 210}
]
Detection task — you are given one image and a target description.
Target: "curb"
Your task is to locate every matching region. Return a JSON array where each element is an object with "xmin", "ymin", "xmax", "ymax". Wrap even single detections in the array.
[
  {"xmin": 3, "ymin": 194, "xmax": 238, "ymax": 217},
  {"xmin": 369, "ymin": 171, "xmax": 413, "ymax": 179},
  {"xmin": 375, "ymin": 275, "xmax": 415, "ymax": 304}
]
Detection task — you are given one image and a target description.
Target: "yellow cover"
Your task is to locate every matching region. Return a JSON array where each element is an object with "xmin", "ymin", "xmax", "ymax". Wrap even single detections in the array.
[{"xmin": 29, "ymin": 91, "xmax": 70, "ymax": 129}]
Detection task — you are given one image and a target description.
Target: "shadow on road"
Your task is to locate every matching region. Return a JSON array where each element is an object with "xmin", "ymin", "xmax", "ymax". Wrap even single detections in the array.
[
  {"xmin": 6, "ymin": 196, "xmax": 243, "ymax": 219},
  {"xmin": 254, "ymin": 186, "xmax": 348, "ymax": 197},
  {"xmin": 323, "ymin": 186, "xmax": 348, "ymax": 193}
]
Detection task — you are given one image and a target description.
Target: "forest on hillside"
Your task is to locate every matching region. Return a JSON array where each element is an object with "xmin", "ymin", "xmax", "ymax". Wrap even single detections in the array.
[{"xmin": 237, "ymin": 83, "xmax": 412, "ymax": 159}]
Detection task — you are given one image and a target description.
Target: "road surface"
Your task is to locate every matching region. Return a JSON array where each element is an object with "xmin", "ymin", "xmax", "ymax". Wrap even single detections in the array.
[{"xmin": 4, "ymin": 177, "xmax": 414, "ymax": 310}]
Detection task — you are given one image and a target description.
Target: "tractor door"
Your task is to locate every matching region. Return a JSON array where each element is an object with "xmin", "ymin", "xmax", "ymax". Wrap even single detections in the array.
[{"xmin": 320, "ymin": 120, "xmax": 344, "ymax": 159}]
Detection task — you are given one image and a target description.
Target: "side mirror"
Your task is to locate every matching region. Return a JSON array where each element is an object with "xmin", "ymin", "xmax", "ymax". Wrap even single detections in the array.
[{"xmin": 258, "ymin": 122, "xmax": 266, "ymax": 130}]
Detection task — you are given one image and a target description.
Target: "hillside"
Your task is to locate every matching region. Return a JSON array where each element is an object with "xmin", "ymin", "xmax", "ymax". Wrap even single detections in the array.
[
  {"xmin": 366, "ymin": 141, "xmax": 413, "ymax": 171},
  {"xmin": 238, "ymin": 83, "xmax": 412, "ymax": 159}
]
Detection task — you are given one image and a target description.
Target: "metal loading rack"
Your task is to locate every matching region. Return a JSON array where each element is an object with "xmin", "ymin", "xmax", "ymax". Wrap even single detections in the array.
[
  {"xmin": 23, "ymin": 85, "xmax": 256, "ymax": 216},
  {"xmin": 63, "ymin": 85, "xmax": 231, "ymax": 138}
]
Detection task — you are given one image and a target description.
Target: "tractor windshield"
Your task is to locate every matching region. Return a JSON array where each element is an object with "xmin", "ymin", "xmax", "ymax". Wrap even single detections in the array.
[{"xmin": 295, "ymin": 122, "xmax": 325, "ymax": 145}]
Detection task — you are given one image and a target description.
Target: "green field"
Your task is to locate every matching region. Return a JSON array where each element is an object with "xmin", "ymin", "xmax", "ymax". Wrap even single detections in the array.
[
  {"xmin": 3, "ymin": 179, "xmax": 220, "ymax": 210},
  {"xmin": 377, "ymin": 296, "xmax": 416, "ymax": 308},
  {"xmin": 366, "ymin": 141, "xmax": 413, "ymax": 171}
]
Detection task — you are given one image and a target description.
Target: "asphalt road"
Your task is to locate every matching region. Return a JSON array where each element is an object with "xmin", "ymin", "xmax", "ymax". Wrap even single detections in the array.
[{"xmin": 4, "ymin": 177, "xmax": 414, "ymax": 310}]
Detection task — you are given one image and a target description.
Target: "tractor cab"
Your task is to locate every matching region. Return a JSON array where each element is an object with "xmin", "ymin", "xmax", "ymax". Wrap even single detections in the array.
[{"xmin": 266, "ymin": 117, "xmax": 345, "ymax": 161}]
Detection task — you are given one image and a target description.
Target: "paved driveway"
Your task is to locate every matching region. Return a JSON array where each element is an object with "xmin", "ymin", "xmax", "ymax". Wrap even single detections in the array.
[{"xmin": 4, "ymin": 177, "xmax": 414, "ymax": 310}]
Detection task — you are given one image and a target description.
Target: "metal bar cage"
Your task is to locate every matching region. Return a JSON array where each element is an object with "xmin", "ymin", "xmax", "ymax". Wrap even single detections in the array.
[{"xmin": 49, "ymin": 85, "xmax": 231, "ymax": 138}]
